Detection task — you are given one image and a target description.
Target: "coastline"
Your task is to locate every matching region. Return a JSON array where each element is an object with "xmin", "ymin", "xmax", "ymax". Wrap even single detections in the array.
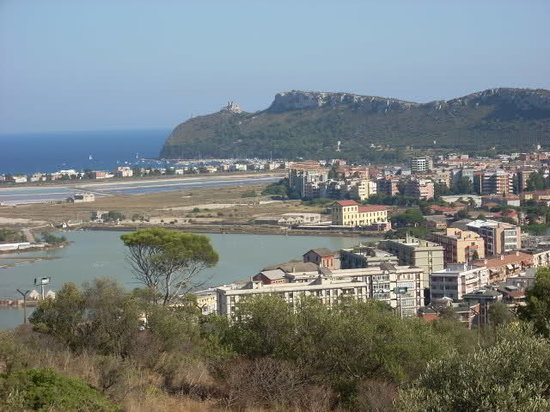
[{"xmin": 81, "ymin": 222, "xmax": 386, "ymax": 238}]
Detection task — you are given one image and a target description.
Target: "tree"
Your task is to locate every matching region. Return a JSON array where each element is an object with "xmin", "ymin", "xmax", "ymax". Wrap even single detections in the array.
[
  {"xmin": 488, "ymin": 301, "xmax": 514, "ymax": 327},
  {"xmin": 121, "ymin": 228, "xmax": 219, "ymax": 305},
  {"xmin": 397, "ymin": 324, "xmax": 550, "ymax": 411},
  {"xmin": 518, "ymin": 267, "xmax": 550, "ymax": 336}
]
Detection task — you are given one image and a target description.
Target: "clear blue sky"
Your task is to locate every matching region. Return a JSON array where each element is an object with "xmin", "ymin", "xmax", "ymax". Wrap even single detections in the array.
[{"xmin": 1, "ymin": 0, "xmax": 549, "ymax": 133}]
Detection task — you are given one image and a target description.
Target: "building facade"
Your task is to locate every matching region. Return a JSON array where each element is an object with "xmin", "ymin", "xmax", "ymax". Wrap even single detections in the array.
[
  {"xmin": 430, "ymin": 264, "xmax": 490, "ymax": 301},
  {"xmin": 466, "ymin": 219, "xmax": 521, "ymax": 256},
  {"xmin": 380, "ymin": 235, "xmax": 444, "ymax": 284},
  {"xmin": 331, "ymin": 200, "xmax": 389, "ymax": 228},
  {"xmin": 429, "ymin": 228, "xmax": 485, "ymax": 264},
  {"xmin": 216, "ymin": 264, "xmax": 425, "ymax": 317}
]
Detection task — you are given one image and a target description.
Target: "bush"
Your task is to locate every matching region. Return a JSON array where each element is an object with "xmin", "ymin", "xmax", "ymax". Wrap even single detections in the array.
[
  {"xmin": 0, "ymin": 368, "xmax": 119, "ymax": 411},
  {"xmin": 241, "ymin": 190, "xmax": 257, "ymax": 198},
  {"xmin": 40, "ymin": 232, "xmax": 66, "ymax": 244}
]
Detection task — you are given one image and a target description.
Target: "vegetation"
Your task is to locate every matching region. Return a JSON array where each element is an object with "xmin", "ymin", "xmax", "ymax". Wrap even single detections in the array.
[
  {"xmin": 120, "ymin": 228, "xmax": 219, "ymax": 305},
  {"xmin": 160, "ymin": 89, "xmax": 550, "ymax": 160},
  {"xmin": 0, "ymin": 368, "xmax": 118, "ymax": 411},
  {"xmin": 40, "ymin": 232, "xmax": 66, "ymax": 244},
  {"xmin": 240, "ymin": 189, "xmax": 257, "ymax": 198},
  {"xmin": 6, "ymin": 266, "xmax": 550, "ymax": 410},
  {"xmin": 0, "ymin": 228, "xmax": 25, "ymax": 243}
]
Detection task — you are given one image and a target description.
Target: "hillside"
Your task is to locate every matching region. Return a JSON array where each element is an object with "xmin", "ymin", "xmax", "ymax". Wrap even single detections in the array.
[{"xmin": 160, "ymin": 88, "xmax": 550, "ymax": 160}]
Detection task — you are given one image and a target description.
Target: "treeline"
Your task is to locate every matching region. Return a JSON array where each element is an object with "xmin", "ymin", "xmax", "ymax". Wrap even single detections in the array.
[{"xmin": 3, "ymin": 268, "xmax": 550, "ymax": 410}]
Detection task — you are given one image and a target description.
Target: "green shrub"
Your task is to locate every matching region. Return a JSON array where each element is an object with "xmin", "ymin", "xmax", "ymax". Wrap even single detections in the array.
[{"xmin": 0, "ymin": 368, "xmax": 119, "ymax": 411}]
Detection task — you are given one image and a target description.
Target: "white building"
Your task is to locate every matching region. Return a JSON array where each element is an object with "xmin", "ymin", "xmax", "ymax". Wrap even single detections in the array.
[
  {"xmin": 410, "ymin": 157, "xmax": 432, "ymax": 173},
  {"xmin": 430, "ymin": 263, "xmax": 489, "ymax": 301},
  {"xmin": 216, "ymin": 263, "xmax": 425, "ymax": 318}
]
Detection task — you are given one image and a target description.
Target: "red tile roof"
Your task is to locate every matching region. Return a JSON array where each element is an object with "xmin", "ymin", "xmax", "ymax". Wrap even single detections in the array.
[
  {"xmin": 358, "ymin": 205, "xmax": 388, "ymax": 213},
  {"xmin": 335, "ymin": 200, "xmax": 359, "ymax": 206}
]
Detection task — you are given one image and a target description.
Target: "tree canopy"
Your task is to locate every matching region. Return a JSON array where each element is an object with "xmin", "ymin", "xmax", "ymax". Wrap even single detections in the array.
[{"xmin": 121, "ymin": 228, "xmax": 219, "ymax": 305}]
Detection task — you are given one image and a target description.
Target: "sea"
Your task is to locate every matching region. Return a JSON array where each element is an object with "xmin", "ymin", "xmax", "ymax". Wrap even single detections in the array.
[{"xmin": 0, "ymin": 129, "xmax": 171, "ymax": 175}]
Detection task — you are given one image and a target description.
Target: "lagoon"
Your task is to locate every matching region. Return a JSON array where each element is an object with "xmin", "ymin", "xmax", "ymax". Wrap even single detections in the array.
[{"xmin": 0, "ymin": 230, "xmax": 374, "ymax": 330}]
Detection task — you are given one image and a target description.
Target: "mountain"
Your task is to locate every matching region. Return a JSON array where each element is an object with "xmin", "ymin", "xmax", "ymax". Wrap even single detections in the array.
[{"xmin": 160, "ymin": 88, "xmax": 550, "ymax": 160}]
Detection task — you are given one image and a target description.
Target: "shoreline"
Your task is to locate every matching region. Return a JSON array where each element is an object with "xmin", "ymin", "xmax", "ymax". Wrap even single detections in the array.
[{"xmin": 81, "ymin": 223, "xmax": 386, "ymax": 238}]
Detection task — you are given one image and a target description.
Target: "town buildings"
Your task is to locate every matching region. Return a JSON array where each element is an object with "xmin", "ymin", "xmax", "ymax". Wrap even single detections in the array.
[
  {"xmin": 429, "ymin": 228, "xmax": 485, "ymax": 264},
  {"xmin": 380, "ymin": 235, "xmax": 445, "ymax": 283}
]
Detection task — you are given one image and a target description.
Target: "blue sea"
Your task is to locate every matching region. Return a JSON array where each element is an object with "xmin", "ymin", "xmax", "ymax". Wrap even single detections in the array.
[{"xmin": 0, "ymin": 129, "xmax": 171, "ymax": 174}]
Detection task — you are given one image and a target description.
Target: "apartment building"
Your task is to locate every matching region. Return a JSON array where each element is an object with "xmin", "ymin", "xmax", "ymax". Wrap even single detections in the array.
[
  {"xmin": 350, "ymin": 179, "xmax": 377, "ymax": 201},
  {"xmin": 475, "ymin": 170, "xmax": 513, "ymax": 195},
  {"xmin": 380, "ymin": 235, "xmax": 444, "ymax": 284},
  {"xmin": 466, "ymin": 219, "xmax": 521, "ymax": 256},
  {"xmin": 403, "ymin": 179, "xmax": 434, "ymax": 200},
  {"xmin": 216, "ymin": 264, "xmax": 425, "ymax": 317},
  {"xmin": 429, "ymin": 228, "xmax": 485, "ymax": 264},
  {"xmin": 331, "ymin": 200, "xmax": 389, "ymax": 228},
  {"xmin": 288, "ymin": 166, "xmax": 329, "ymax": 198},
  {"xmin": 430, "ymin": 264, "xmax": 490, "ymax": 301},
  {"xmin": 410, "ymin": 157, "xmax": 433, "ymax": 173},
  {"xmin": 377, "ymin": 177, "xmax": 400, "ymax": 196}
]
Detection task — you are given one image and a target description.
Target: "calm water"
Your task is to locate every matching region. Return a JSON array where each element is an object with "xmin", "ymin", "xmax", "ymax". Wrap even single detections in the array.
[
  {"xmin": 0, "ymin": 129, "xmax": 169, "ymax": 174},
  {"xmin": 0, "ymin": 230, "xmax": 372, "ymax": 330}
]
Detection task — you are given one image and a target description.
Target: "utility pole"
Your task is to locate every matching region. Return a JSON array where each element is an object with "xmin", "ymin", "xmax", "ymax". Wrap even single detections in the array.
[{"xmin": 16, "ymin": 289, "xmax": 30, "ymax": 324}]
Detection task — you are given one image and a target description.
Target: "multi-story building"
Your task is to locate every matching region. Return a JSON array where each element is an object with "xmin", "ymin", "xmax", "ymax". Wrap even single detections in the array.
[
  {"xmin": 331, "ymin": 200, "xmax": 389, "ymax": 228},
  {"xmin": 339, "ymin": 246, "xmax": 399, "ymax": 268},
  {"xmin": 476, "ymin": 170, "xmax": 513, "ymax": 195},
  {"xmin": 429, "ymin": 228, "xmax": 485, "ymax": 264},
  {"xmin": 377, "ymin": 177, "xmax": 400, "ymax": 197},
  {"xmin": 216, "ymin": 264, "xmax": 425, "ymax": 317},
  {"xmin": 350, "ymin": 179, "xmax": 377, "ymax": 201},
  {"xmin": 430, "ymin": 264, "xmax": 490, "ymax": 301},
  {"xmin": 473, "ymin": 251, "xmax": 533, "ymax": 283},
  {"xmin": 288, "ymin": 166, "xmax": 329, "ymax": 198},
  {"xmin": 517, "ymin": 169, "xmax": 536, "ymax": 193},
  {"xmin": 403, "ymin": 179, "xmax": 434, "ymax": 200},
  {"xmin": 410, "ymin": 157, "xmax": 433, "ymax": 173},
  {"xmin": 466, "ymin": 219, "xmax": 521, "ymax": 256},
  {"xmin": 380, "ymin": 235, "xmax": 444, "ymax": 284}
]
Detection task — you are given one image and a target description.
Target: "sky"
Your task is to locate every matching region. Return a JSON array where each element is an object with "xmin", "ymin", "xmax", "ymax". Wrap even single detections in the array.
[{"xmin": 1, "ymin": 0, "xmax": 549, "ymax": 134}]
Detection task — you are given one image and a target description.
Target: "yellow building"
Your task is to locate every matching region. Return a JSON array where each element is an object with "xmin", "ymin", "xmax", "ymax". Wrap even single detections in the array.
[{"xmin": 331, "ymin": 200, "xmax": 389, "ymax": 227}]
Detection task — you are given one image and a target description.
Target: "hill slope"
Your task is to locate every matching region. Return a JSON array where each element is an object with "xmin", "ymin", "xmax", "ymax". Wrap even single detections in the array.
[{"xmin": 160, "ymin": 88, "xmax": 550, "ymax": 160}]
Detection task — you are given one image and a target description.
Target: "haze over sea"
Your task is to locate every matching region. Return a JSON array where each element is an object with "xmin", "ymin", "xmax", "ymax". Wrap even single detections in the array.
[{"xmin": 0, "ymin": 129, "xmax": 170, "ymax": 175}]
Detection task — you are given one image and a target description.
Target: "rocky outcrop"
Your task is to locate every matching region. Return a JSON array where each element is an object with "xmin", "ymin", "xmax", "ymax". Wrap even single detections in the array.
[{"xmin": 266, "ymin": 90, "xmax": 418, "ymax": 113}]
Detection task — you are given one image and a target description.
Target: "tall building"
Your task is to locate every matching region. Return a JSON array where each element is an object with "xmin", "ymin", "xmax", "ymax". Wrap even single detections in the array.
[
  {"xmin": 476, "ymin": 170, "xmax": 513, "ymax": 195},
  {"xmin": 429, "ymin": 228, "xmax": 485, "ymax": 264},
  {"xmin": 380, "ymin": 235, "xmax": 445, "ymax": 284},
  {"xmin": 288, "ymin": 166, "xmax": 329, "ymax": 198},
  {"xmin": 377, "ymin": 177, "xmax": 400, "ymax": 196},
  {"xmin": 465, "ymin": 219, "xmax": 521, "ymax": 256},
  {"xmin": 403, "ymin": 179, "xmax": 434, "ymax": 200},
  {"xmin": 410, "ymin": 157, "xmax": 433, "ymax": 173},
  {"xmin": 350, "ymin": 179, "xmax": 377, "ymax": 201}
]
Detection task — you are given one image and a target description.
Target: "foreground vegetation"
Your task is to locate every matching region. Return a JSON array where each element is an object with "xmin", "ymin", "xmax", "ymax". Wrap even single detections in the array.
[{"xmin": 2, "ymin": 268, "xmax": 550, "ymax": 410}]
